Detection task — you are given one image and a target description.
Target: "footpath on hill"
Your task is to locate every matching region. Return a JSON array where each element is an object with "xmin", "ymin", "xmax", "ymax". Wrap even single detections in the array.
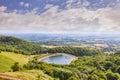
[{"xmin": 0, "ymin": 74, "xmax": 21, "ymax": 80}]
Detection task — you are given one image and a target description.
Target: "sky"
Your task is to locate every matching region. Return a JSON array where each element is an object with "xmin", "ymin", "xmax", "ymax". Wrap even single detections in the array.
[{"xmin": 0, "ymin": 0, "xmax": 120, "ymax": 34}]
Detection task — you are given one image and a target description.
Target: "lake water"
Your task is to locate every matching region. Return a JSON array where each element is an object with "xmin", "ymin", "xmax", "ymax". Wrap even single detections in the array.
[{"xmin": 42, "ymin": 54, "xmax": 74, "ymax": 65}]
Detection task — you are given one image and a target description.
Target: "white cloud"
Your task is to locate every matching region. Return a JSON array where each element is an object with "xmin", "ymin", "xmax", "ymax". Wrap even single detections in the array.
[
  {"xmin": 19, "ymin": 2, "xmax": 24, "ymax": 6},
  {"xmin": 0, "ymin": 6, "xmax": 7, "ymax": 12},
  {"xmin": 44, "ymin": 4, "xmax": 54, "ymax": 9},
  {"xmin": 66, "ymin": 0, "xmax": 90, "ymax": 9},
  {"xmin": 19, "ymin": 2, "xmax": 30, "ymax": 8},
  {"xmin": 0, "ymin": 2, "xmax": 120, "ymax": 33},
  {"xmin": 24, "ymin": 3, "xmax": 30, "ymax": 8},
  {"xmin": 82, "ymin": 0, "xmax": 90, "ymax": 7}
]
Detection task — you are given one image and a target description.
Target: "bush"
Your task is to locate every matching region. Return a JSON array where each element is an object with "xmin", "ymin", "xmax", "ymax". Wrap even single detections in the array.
[
  {"xmin": 68, "ymin": 76, "xmax": 79, "ymax": 80},
  {"xmin": 11, "ymin": 62, "xmax": 22, "ymax": 72}
]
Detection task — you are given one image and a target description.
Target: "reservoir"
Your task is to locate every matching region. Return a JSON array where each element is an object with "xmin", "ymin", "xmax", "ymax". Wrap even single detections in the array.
[{"xmin": 41, "ymin": 54, "xmax": 75, "ymax": 65}]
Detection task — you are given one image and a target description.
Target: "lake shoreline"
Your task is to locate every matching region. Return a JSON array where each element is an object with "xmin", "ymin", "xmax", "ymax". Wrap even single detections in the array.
[{"xmin": 38, "ymin": 53, "xmax": 78, "ymax": 63}]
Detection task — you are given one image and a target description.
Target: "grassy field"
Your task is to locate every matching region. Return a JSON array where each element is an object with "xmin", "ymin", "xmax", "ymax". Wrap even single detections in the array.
[
  {"xmin": 1, "ymin": 70, "xmax": 53, "ymax": 80},
  {"xmin": 0, "ymin": 52, "xmax": 30, "ymax": 72},
  {"xmin": 0, "ymin": 52, "xmax": 54, "ymax": 80},
  {"xmin": 0, "ymin": 54, "xmax": 14, "ymax": 72}
]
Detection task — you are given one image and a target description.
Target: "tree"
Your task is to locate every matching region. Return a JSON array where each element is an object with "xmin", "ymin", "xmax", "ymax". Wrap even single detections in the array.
[
  {"xmin": 106, "ymin": 72, "xmax": 120, "ymax": 80},
  {"xmin": 116, "ymin": 66, "xmax": 120, "ymax": 74},
  {"xmin": 68, "ymin": 76, "xmax": 79, "ymax": 80},
  {"xmin": 104, "ymin": 62, "xmax": 113, "ymax": 70},
  {"xmin": 11, "ymin": 62, "xmax": 21, "ymax": 72}
]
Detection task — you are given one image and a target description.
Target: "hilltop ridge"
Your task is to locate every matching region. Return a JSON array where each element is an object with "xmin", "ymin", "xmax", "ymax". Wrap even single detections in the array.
[{"xmin": 0, "ymin": 36, "xmax": 43, "ymax": 55}]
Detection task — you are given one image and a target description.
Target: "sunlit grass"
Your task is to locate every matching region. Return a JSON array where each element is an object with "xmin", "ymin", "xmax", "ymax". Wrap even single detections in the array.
[{"xmin": 0, "ymin": 52, "xmax": 30, "ymax": 72}]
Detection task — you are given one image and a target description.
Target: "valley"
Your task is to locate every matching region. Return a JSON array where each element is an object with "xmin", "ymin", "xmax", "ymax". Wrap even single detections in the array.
[
  {"xmin": 0, "ymin": 35, "xmax": 120, "ymax": 80},
  {"xmin": 3, "ymin": 33, "xmax": 120, "ymax": 54}
]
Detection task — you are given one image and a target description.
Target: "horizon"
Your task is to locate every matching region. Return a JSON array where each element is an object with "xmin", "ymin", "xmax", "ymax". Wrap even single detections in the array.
[
  {"xmin": 0, "ymin": 31, "xmax": 120, "ymax": 35},
  {"xmin": 1, "ymin": 32, "xmax": 120, "ymax": 38}
]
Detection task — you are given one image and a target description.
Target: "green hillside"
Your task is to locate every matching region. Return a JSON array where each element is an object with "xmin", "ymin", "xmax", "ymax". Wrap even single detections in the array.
[
  {"xmin": 0, "ymin": 52, "xmax": 54, "ymax": 80},
  {"xmin": 0, "ymin": 36, "xmax": 43, "ymax": 55},
  {"xmin": 0, "ymin": 54, "xmax": 14, "ymax": 72},
  {"xmin": 0, "ymin": 52, "xmax": 29, "ymax": 72},
  {"xmin": 1, "ymin": 70, "xmax": 54, "ymax": 80}
]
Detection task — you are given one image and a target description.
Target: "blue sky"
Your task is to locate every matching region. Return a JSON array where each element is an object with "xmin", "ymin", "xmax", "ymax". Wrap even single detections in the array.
[
  {"xmin": 0, "ymin": 0, "xmax": 120, "ymax": 34},
  {"xmin": 0, "ymin": 0, "xmax": 117, "ymax": 12}
]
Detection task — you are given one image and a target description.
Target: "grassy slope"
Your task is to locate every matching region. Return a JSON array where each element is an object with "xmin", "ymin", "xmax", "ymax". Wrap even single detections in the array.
[
  {"xmin": 0, "ymin": 52, "xmax": 29, "ymax": 72},
  {"xmin": 1, "ymin": 70, "xmax": 53, "ymax": 80},
  {"xmin": 0, "ymin": 52, "xmax": 29, "ymax": 65},
  {"xmin": 0, "ymin": 52, "xmax": 54, "ymax": 80},
  {"xmin": 0, "ymin": 54, "xmax": 14, "ymax": 72}
]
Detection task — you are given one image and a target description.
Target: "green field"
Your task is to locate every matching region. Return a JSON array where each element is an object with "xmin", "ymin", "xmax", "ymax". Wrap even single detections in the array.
[
  {"xmin": 0, "ymin": 52, "xmax": 54, "ymax": 80},
  {"xmin": 0, "ymin": 54, "xmax": 14, "ymax": 72},
  {"xmin": 0, "ymin": 52, "xmax": 29, "ymax": 72}
]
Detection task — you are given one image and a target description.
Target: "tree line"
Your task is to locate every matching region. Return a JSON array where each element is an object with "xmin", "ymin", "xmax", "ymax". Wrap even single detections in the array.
[{"xmin": 0, "ymin": 36, "xmax": 102, "ymax": 56}]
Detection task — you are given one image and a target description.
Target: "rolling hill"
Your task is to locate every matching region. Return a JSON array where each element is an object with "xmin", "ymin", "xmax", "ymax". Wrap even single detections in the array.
[{"xmin": 0, "ymin": 36, "xmax": 44, "ymax": 55}]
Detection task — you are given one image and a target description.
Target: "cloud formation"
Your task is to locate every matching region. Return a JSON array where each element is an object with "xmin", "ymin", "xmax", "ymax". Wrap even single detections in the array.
[
  {"xmin": 0, "ymin": 0, "xmax": 120, "ymax": 33},
  {"xmin": 19, "ymin": 2, "xmax": 30, "ymax": 8}
]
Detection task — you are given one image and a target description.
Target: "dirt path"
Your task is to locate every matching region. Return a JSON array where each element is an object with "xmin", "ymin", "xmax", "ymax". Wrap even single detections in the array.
[{"xmin": 0, "ymin": 74, "xmax": 21, "ymax": 80}]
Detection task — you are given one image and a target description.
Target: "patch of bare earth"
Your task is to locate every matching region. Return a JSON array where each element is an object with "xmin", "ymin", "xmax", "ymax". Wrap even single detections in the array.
[
  {"xmin": 1, "ymin": 72, "xmax": 37, "ymax": 80},
  {"xmin": 0, "ymin": 74, "xmax": 21, "ymax": 80}
]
